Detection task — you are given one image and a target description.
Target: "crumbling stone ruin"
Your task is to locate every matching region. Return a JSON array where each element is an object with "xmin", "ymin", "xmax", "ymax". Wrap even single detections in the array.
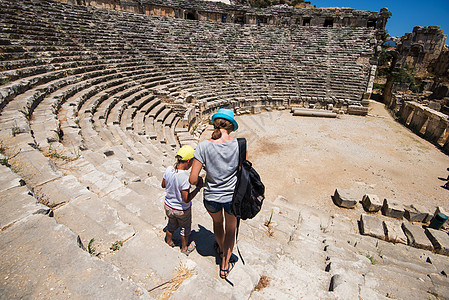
[
  {"xmin": 397, "ymin": 26, "xmax": 447, "ymax": 76},
  {"xmin": 58, "ymin": 0, "xmax": 390, "ymax": 30},
  {"xmin": 1, "ymin": 0, "xmax": 448, "ymax": 298}
]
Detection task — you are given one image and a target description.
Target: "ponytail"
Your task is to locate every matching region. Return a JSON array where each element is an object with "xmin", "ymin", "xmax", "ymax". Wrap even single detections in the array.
[
  {"xmin": 211, "ymin": 118, "xmax": 234, "ymax": 140},
  {"xmin": 174, "ymin": 155, "xmax": 182, "ymax": 171}
]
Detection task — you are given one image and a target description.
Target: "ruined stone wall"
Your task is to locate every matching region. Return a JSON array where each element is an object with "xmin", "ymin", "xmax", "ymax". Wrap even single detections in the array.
[
  {"xmin": 397, "ymin": 26, "xmax": 447, "ymax": 76},
  {"xmin": 54, "ymin": 0, "xmax": 389, "ymax": 32},
  {"xmin": 430, "ymin": 48, "xmax": 449, "ymax": 78}
]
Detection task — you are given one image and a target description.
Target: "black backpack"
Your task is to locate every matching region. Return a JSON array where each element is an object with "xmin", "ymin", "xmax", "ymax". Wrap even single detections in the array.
[
  {"xmin": 231, "ymin": 138, "xmax": 265, "ymax": 220},
  {"xmin": 231, "ymin": 138, "xmax": 265, "ymax": 264}
]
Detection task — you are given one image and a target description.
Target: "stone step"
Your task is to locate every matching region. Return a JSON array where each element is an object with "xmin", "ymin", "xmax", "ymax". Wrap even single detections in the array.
[{"xmin": 0, "ymin": 213, "xmax": 149, "ymax": 299}]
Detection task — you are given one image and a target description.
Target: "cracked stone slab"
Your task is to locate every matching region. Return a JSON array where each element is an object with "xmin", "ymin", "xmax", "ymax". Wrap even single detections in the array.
[
  {"xmin": 0, "ymin": 184, "xmax": 50, "ymax": 231},
  {"xmin": 425, "ymin": 228, "xmax": 449, "ymax": 256},
  {"xmin": 0, "ymin": 164, "xmax": 25, "ymax": 192},
  {"xmin": 34, "ymin": 175, "xmax": 91, "ymax": 207},
  {"xmin": 401, "ymin": 222, "xmax": 433, "ymax": 251},
  {"xmin": 54, "ymin": 193, "xmax": 135, "ymax": 254},
  {"xmin": 8, "ymin": 150, "xmax": 62, "ymax": 186},
  {"xmin": 0, "ymin": 214, "xmax": 148, "ymax": 299},
  {"xmin": 360, "ymin": 214, "xmax": 386, "ymax": 240},
  {"xmin": 103, "ymin": 230, "xmax": 181, "ymax": 293},
  {"xmin": 383, "ymin": 219, "xmax": 407, "ymax": 244},
  {"xmin": 79, "ymin": 169, "xmax": 124, "ymax": 197}
]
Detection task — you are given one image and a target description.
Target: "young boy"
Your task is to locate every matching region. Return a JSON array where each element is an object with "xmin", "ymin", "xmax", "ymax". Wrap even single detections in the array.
[{"xmin": 161, "ymin": 145, "xmax": 203, "ymax": 255}]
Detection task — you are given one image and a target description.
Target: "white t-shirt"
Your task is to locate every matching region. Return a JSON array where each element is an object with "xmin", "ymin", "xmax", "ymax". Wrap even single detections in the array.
[{"xmin": 163, "ymin": 166, "xmax": 191, "ymax": 210}]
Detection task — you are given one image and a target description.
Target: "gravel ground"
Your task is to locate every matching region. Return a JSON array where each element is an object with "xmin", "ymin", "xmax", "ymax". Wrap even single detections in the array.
[{"xmin": 201, "ymin": 101, "xmax": 449, "ymax": 220}]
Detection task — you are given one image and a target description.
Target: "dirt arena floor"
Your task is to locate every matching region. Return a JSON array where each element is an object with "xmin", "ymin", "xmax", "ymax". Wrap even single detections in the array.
[{"xmin": 201, "ymin": 101, "xmax": 449, "ymax": 220}]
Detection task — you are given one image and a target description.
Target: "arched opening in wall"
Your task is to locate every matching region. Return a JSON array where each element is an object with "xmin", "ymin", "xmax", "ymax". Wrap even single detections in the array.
[
  {"xmin": 257, "ymin": 16, "xmax": 267, "ymax": 25},
  {"xmin": 234, "ymin": 16, "xmax": 244, "ymax": 24},
  {"xmin": 324, "ymin": 18, "xmax": 333, "ymax": 27},
  {"xmin": 409, "ymin": 45, "xmax": 422, "ymax": 58},
  {"xmin": 302, "ymin": 18, "xmax": 311, "ymax": 26},
  {"xmin": 408, "ymin": 45, "xmax": 424, "ymax": 66},
  {"xmin": 367, "ymin": 19, "xmax": 377, "ymax": 28},
  {"xmin": 221, "ymin": 14, "xmax": 227, "ymax": 23},
  {"xmin": 186, "ymin": 12, "xmax": 196, "ymax": 20}
]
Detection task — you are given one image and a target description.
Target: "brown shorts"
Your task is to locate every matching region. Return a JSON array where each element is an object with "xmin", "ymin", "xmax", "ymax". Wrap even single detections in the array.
[{"xmin": 164, "ymin": 204, "xmax": 192, "ymax": 236}]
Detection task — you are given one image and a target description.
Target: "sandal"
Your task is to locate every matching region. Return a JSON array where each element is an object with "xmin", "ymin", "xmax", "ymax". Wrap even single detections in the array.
[
  {"xmin": 219, "ymin": 260, "xmax": 235, "ymax": 279},
  {"xmin": 181, "ymin": 241, "xmax": 196, "ymax": 256},
  {"xmin": 214, "ymin": 241, "xmax": 223, "ymax": 258},
  {"xmin": 165, "ymin": 238, "xmax": 175, "ymax": 248}
]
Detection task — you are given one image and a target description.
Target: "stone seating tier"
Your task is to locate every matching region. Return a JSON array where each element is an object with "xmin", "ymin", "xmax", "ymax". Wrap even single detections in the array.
[{"xmin": 0, "ymin": 3, "xmax": 403, "ymax": 296}]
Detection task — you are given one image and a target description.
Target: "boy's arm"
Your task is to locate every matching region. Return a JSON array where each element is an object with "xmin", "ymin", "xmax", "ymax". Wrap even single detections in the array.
[
  {"xmin": 161, "ymin": 178, "xmax": 166, "ymax": 188},
  {"xmin": 181, "ymin": 187, "xmax": 201, "ymax": 203}
]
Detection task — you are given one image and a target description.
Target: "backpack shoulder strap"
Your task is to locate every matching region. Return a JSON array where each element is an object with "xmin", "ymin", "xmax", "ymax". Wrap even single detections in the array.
[
  {"xmin": 237, "ymin": 138, "xmax": 246, "ymax": 164},
  {"xmin": 235, "ymin": 138, "xmax": 247, "ymax": 265}
]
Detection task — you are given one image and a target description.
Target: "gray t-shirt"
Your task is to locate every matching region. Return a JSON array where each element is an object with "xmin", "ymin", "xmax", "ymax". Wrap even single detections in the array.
[{"xmin": 194, "ymin": 138, "xmax": 239, "ymax": 203}]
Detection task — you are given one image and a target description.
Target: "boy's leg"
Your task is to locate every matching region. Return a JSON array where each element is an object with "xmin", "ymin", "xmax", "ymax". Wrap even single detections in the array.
[
  {"xmin": 180, "ymin": 234, "xmax": 189, "ymax": 251},
  {"xmin": 179, "ymin": 207, "xmax": 194, "ymax": 253},
  {"xmin": 164, "ymin": 204, "xmax": 178, "ymax": 246},
  {"xmin": 166, "ymin": 230, "xmax": 175, "ymax": 246}
]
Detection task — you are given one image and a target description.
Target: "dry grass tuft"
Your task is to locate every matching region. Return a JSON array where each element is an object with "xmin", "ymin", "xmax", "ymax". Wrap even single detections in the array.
[
  {"xmin": 158, "ymin": 264, "xmax": 193, "ymax": 300},
  {"xmin": 254, "ymin": 275, "xmax": 271, "ymax": 292}
]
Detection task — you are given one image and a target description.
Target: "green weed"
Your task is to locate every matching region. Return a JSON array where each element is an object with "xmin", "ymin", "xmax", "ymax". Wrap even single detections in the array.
[{"xmin": 110, "ymin": 240, "xmax": 123, "ymax": 251}]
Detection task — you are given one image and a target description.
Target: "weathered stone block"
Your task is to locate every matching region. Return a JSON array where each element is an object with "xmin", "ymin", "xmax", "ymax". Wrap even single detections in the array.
[
  {"xmin": 404, "ymin": 204, "xmax": 431, "ymax": 223},
  {"xmin": 333, "ymin": 189, "xmax": 357, "ymax": 208},
  {"xmin": 401, "ymin": 222, "xmax": 433, "ymax": 250},
  {"xmin": 361, "ymin": 194, "xmax": 382, "ymax": 212},
  {"xmin": 425, "ymin": 228, "xmax": 449, "ymax": 256},
  {"xmin": 383, "ymin": 220, "xmax": 407, "ymax": 244},
  {"xmin": 382, "ymin": 199, "xmax": 404, "ymax": 219},
  {"xmin": 251, "ymin": 105, "xmax": 262, "ymax": 114},
  {"xmin": 347, "ymin": 105, "xmax": 369, "ymax": 116},
  {"xmin": 360, "ymin": 214, "xmax": 385, "ymax": 240}
]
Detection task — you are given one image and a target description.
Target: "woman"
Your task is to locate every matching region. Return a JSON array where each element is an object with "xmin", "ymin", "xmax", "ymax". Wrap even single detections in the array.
[{"xmin": 189, "ymin": 108, "xmax": 244, "ymax": 279}]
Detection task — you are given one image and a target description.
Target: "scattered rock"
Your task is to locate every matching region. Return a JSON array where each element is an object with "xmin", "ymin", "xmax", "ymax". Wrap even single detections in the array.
[
  {"xmin": 333, "ymin": 189, "xmax": 357, "ymax": 209},
  {"xmin": 404, "ymin": 204, "xmax": 431, "ymax": 222},
  {"xmin": 382, "ymin": 199, "xmax": 404, "ymax": 219},
  {"xmin": 361, "ymin": 194, "xmax": 382, "ymax": 212}
]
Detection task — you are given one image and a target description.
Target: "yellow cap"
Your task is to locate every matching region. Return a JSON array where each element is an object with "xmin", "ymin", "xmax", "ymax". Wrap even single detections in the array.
[{"xmin": 176, "ymin": 145, "xmax": 195, "ymax": 161}]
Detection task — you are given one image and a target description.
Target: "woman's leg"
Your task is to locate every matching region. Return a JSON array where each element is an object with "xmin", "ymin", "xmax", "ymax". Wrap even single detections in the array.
[
  {"xmin": 221, "ymin": 211, "xmax": 237, "ymax": 274},
  {"xmin": 207, "ymin": 210, "xmax": 225, "ymax": 251}
]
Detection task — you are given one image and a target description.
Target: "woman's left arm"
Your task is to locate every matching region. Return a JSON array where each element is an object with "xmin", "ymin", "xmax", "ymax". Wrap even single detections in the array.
[{"xmin": 189, "ymin": 158, "xmax": 203, "ymax": 185}]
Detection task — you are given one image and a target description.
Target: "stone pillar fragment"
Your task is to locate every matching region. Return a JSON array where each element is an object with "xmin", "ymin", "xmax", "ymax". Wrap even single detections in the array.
[
  {"xmin": 423, "ymin": 113, "xmax": 448, "ymax": 144},
  {"xmin": 398, "ymin": 101, "xmax": 414, "ymax": 125},
  {"xmin": 409, "ymin": 105, "xmax": 428, "ymax": 134}
]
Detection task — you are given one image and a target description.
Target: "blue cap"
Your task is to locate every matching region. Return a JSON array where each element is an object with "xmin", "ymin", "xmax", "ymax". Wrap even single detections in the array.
[{"xmin": 211, "ymin": 108, "xmax": 238, "ymax": 131}]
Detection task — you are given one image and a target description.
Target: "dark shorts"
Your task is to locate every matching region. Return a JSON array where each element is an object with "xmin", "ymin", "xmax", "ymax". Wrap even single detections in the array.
[{"xmin": 203, "ymin": 199, "xmax": 233, "ymax": 215}]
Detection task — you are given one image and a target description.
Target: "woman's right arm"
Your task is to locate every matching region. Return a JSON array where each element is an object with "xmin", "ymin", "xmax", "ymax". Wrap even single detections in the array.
[{"xmin": 189, "ymin": 158, "xmax": 203, "ymax": 185}]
